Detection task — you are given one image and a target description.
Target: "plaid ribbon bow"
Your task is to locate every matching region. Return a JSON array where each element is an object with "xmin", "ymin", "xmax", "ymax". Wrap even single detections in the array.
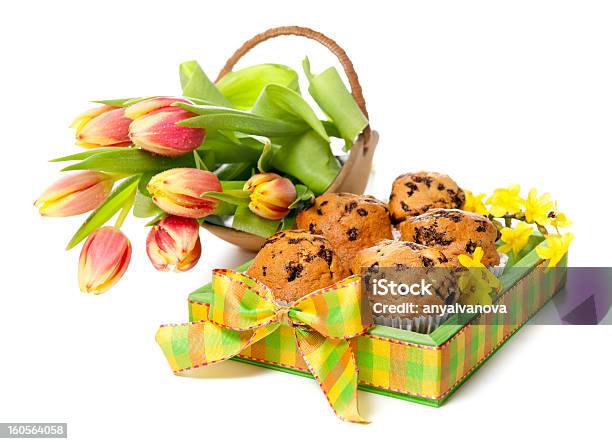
[{"xmin": 156, "ymin": 269, "xmax": 372, "ymax": 423}]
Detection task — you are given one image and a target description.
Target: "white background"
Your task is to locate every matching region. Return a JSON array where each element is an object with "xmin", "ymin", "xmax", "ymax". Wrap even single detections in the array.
[{"xmin": 1, "ymin": 1, "xmax": 610, "ymax": 442}]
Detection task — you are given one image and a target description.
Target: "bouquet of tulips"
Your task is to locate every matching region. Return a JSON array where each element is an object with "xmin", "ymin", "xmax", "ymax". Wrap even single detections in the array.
[{"xmin": 35, "ymin": 59, "xmax": 368, "ymax": 294}]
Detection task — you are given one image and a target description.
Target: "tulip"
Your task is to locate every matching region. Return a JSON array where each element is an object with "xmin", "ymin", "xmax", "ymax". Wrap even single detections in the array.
[
  {"xmin": 71, "ymin": 105, "xmax": 132, "ymax": 148},
  {"xmin": 126, "ymin": 97, "xmax": 205, "ymax": 157},
  {"xmin": 244, "ymin": 173, "xmax": 297, "ymax": 220},
  {"xmin": 78, "ymin": 227, "xmax": 131, "ymax": 294},
  {"xmin": 146, "ymin": 216, "xmax": 201, "ymax": 271},
  {"xmin": 35, "ymin": 171, "xmax": 114, "ymax": 217},
  {"xmin": 147, "ymin": 168, "xmax": 222, "ymax": 218}
]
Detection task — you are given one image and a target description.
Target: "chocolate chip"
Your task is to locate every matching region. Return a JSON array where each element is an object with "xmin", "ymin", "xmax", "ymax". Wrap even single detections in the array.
[
  {"xmin": 465, "ymin": 240, "xmax": 477, "ymax": 254},
  {"xmin": 345, "ymin": 201, "xmax": 358, "ymax": 213},
  {"xmin": 357, "ymin": 208, "xmax": 368, "ymax": 216},
  {"xmin": 347, "ymin": 227, "xmax": 359, "ymax": 241},
  {"xmin": 308, "ymin": 223, "xmax": 316, "ymax": 234},
  {"xmin": 317, "ymin": 245, "xmax": 334, "ymax": 267},
  {"xmin": 404, "ymin": 182, "xmax": 418, "ymax": 197},
  {"xmin": 421, "ymin": 257, "xmax": 435, "ymax": 267},
  {"xmin": 285, "ymin": 262, "xmax": 304, "ymax": 282},
  {"xmin": 316, "ymin": 208, "xmax": 323, "ymax": 216},
  {"xmin": 401, "ymin": 201, "xmax": 410, "ymax": 212},
  {"xmin": 262, "ymin": 266, "xmax": 267, "ymax": 276},
  {"xmin": 320, "ymin": 200, "xmax": 329, "ymax": 207},
  {"xmin": 437, "ymin": 183, "xmax": 446, "ymax": 191}
]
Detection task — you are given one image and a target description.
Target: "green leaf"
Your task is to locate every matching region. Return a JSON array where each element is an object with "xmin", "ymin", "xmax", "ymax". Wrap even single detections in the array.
[
  {"xmin": 66, "ymin": 175, "xmax": 139, "ymax": 249},
  {"xmin": 303, "ymin": 57, "xmax": 368, "ymax": 147},
  {"xmin": 251, "ymin": 84, "xmax": 328, "ymax": 141},
  {"xmin": 216, "ymin": 64, "xmax": 300, "ymax": 110},
  {"xmin": 199, "ymin": 132, "xmax": 264, "ymax": 163},
  {"xmin": 50, "ymin": 147, "xmax": 124, "ymax": 162},
  {"xmin": 220, "ymin": 180, "xmax": 247, "ymax": 190},
  {"xmin": 281, "ymin": 214, "xmax": 296, "ymax": 230},
  {"xmin": 269, "ymin": 130, "xmax": 341, "ymax": 195},
  {"xmin": 177, "ymin": 104, "xmax": 307, "ymax": 137},
  {"xmin": 61, "ymin": 149, "xmax": 195, "ymax": 173},
  {"xmin": 289, "ymin": 184, "xmax": 315, "ymax": 209},
  {"xmin": 133, "ymin": 188, "xmax": 159, "ymax": 218},
  {"xmin": 202, "ymin": 190, "xmax": 251, "ymax": 206},
  {"xmin": 232, "ymin": 205, "xmax": 281, "ymax": 238},
  {"xmin": 145, "ymin": 212, "xmax": 166, "ymax": 227},
  {"xmin": 214, "ymin": 162, "xmax": 254, "ymax": 181},
  {"xmin": 179, "ymin": 61, "xmax": 232, "ymax": 107}
]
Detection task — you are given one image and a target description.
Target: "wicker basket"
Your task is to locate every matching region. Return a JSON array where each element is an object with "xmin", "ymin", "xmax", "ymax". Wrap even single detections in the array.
[{"xmin": 203, "ymin": 26, "xmax": 379, "ymax": 251}]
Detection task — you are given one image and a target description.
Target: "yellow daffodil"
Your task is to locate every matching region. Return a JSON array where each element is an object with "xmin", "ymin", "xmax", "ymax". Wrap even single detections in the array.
[
  {"xmin": 458, "ymin": 247, "xmax": 486, "ymax": 268},
  {"xmin": 486, "ymin": 185, "xmax": 524, "ymax": 218},
  {"xmin": 524, "ymin": 188, "xmax": 553, "ymax": 226},
  {"xmin": 498, "ymin": 221, "xmax": 533, "ymax": 257},
  {"xmin": 549, "ymin": 203, "xmax": 572, "ymax": 230},
  {"xmin": 535, "ymin": 232, "xmax": 573, "ymax": 267},
  {"xmin": 457, "ymin": 247, "xmax": 501, "ymax": 305},
  {"xmin": 463, "ymin": 190, "xmax": 489, "ymax": 215}
]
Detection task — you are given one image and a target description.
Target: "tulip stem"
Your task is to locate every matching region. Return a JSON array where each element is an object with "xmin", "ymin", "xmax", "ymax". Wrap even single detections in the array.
[{"xmin": 115, "ymin": 190, "xmax": 135, "ymax": 229}]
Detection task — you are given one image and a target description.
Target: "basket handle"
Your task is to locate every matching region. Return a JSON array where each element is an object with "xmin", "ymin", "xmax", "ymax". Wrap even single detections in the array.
[{"xmin": 216, "ymin": 26, "xmax": 371, "ymax": 143}]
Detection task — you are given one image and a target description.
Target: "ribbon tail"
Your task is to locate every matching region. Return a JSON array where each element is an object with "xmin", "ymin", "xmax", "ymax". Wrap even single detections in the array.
[
  {"xmin": 156, "ymin": 321, "xmax": 278, "ymax": 374},
  {"xmin": 295, "ymin": 328, "xmax": 368, "ymax": 424}
]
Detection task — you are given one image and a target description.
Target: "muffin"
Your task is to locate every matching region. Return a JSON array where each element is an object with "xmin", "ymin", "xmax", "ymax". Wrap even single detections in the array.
[
  {"xmin": 388, "ymin": 171, "xmax": 465, "ymax": 223},
  {"xmin": 350, "ymin": 239, "xmax": 458, "ymax": 309},
  {"xmin": 296, "ymin": 192, "xmax": 393, "ymax": 269},
  {"xmin": 398, "ymin": 208, "xmax": 500, "ymax": 266},
  {"xmin": 246, "ymin": 230, "xmax": 347, "ymax": 303}
]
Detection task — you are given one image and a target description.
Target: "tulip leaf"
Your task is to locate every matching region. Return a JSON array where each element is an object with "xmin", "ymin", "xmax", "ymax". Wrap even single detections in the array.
[
  {"xmin": 50, "ymin": 148, "xmax": 125, "ymax": 162},
  {"xmin": 198, "ymin": 133, "xmax": 263, "ymax": 163},
  {"xmin": 133, "ymin": 188, "xmax": 158, "ymax": 218},
  {"xmin": 289, "ymin": 184, "xmax": 315, "ymax": 209},
  {"xmin": 202, "ymin": 190, "xmax": 251, "ymax": 207},
  {"xmin": 251, "ymin": 84, "xmax": 328, "ymax": 141},
  {"xmin": 145, "ymin": 212, "xmax": 166, "ymax": 227},
  {"xmin": 66, "ymin": 175, "xmax": 139, "ymax": 249},
  {"xmin": 281, "ymin": 214, "xmax": 296, "ymax": 230},
  {"xmin": 176, "ymin": 103, "xmax": 307, "ymax": 137},
  {"xmin": 214, "ymin": 162, "xmax": 254, "ymax": 181},
  {"xmin": 62, "ymin": 149, "xmax": 195, "ymax": 173},
  {"xmin": 303, "ymin": 57, "xmax": 368, "ymax": 147},
  {"xmin": 268, "ymin": 130, "xmax": 341, "ymax": 195},
  {"xmin": 179, "ymin": 60, "xmax": 232, "ymax": 107},
  {"xmin": 216, "ymin": 64, "xmax": 300, "ymax": 110},
  {"xmin": 231, "ymin": 205, "xmax": 281, "ymax": 238}
]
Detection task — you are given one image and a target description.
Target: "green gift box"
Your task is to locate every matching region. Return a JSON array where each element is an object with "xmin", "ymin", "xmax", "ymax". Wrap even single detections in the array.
[{"xmin": 187, "ymin": 234, "xmax": 567, "ymax": 406}]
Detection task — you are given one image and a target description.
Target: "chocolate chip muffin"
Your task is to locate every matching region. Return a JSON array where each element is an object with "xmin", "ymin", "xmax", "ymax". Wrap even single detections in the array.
[
  {"xmin": 398, "ymin": 209, "xmax": 500, "ymax": 266},
  {"xmin": 246, "ymin": 230, "xmax": 347, "ymax": 303},
  {"xmin": 388, "ymin": 172, "xmax": 465, "ymax": 223},
  {"xmin": 350, "ymin": 240, "xmax": 458, "ymax": 314},
  {"xmin": 296, "ymin": 192, "xmax": 393, "ymax": 269}
]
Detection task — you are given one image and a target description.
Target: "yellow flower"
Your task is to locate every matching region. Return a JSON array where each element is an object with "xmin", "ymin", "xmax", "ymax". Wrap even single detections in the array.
[
  {"xmin": 486, "ymin": 185, "xmax": 524, "ymax": 218},
  {"xmin": 524, "ymin": 188, "xmax": 553, "ymax": 226},
  {"xmin": 458, "ymin": 247, "xmax": 486, "ymax": 268},
  {"xmin": 463, "ymin": 190, "xmax": 488, "ymax": 215},
  {"xmin": 548, "ymin": 203, "xmax": 572, "ymax": 229},
  {"xmin": 498, "ymin": 221, "xmax": 533, "ymax": 257},
  {"xmin": 535, "ymin": 233, "xmax": 573, "ymax": 267}
]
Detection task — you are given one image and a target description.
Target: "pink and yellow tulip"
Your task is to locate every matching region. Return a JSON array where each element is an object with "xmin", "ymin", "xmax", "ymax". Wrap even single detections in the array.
[
  {"xmin": 146, "ymin": 216, "xmax": 201, "ymax": 272},
  {"xmin": 126, "ymin": 97, "xmax": 205, "ymax": 157},
  {"xmin": 147, "ymin": 168, "xmax": 221, "ymax": 218},
  {"xmin": 244, "ymin": 173, "xmax": 297, "ymax": 220},
  {"xmin": 78, "ymin": 227, "xmax": 131, "ymax": 294},
  {"xmin": 71, "ymin": 105, "xmax": 132, "ymax": 148},
  {"xmin": 35, "ymin": 171, "xmax": 114, "ymax": 217}
]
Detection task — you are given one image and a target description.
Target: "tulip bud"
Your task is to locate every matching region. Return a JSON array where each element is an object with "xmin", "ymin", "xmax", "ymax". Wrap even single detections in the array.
[
  {"xmin": 126, "ymin": 97, "xmax": 205, "ymax": 157},
  {"xmin": 71, "ymin": 105, "xmax": 132, "ymax": 148},
  {"xmin": 147, "ymin": 168, "xmax": 222, "ymax": 218},
  {"xmin": 35, "ymin": 171, "xmax": 114, "ymax": 217},
  {"xmin": 78, "ymin": 227, "xmax": 131, "ymax": 294},
  {"xmin": 244, "ymin": 173, "xmax": 297, "ymax": 220},
  {"xmin": 146, "ymin": 216, "xmax": 201, "ymax": 271}
]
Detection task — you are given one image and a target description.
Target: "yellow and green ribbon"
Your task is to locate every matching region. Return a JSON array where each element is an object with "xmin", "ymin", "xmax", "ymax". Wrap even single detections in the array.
[{"xmin": 156, "ymin": 269, "xmax": 372, "ymax": 423}]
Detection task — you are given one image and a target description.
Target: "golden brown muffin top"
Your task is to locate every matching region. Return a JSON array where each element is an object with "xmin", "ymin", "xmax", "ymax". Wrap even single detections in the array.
[
  {"xmin": 246, "ymin": 230, "xmax": 347, "ymax": 303},
  {"xmin": 388, "ymin": 171, "xmax": 465, "ymax": 223},
  {"xmin": 398, "ymin": 209, "xmax": 500, "ymax": 266},
  {"xmin": 296, "ymin": 192, "xmax": 393, "ymax": 270}
]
